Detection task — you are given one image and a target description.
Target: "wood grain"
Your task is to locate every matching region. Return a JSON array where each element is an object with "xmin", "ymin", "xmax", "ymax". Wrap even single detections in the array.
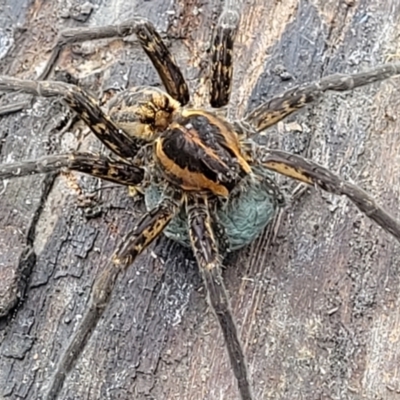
[{"xmin": 1, "ymin": 0, "xmax": 400, "ymax": 399}]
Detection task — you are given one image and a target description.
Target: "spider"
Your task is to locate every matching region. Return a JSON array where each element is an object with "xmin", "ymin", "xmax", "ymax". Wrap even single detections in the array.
[{"xmin": 1, "ymin": 1, "xmax": 400, "ymax": 399}]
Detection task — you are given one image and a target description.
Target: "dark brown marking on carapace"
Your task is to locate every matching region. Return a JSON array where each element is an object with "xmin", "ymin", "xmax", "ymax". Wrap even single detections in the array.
[
  {"xmin": 181, "ymin": 110, "xmax": 251, "ymax": 173},
  {"xmin": 155, "ymin": 135, "xmax": 230, "ymax": 196},
  {"xmin": 155, "ymin": 110, "xmax": 251, "ymax": 196}
]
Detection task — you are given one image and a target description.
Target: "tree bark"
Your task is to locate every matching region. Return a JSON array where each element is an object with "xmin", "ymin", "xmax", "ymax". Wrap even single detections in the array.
[{"xmin": 1, "ymin": 0, "xmax": 400, "ymax": 399}]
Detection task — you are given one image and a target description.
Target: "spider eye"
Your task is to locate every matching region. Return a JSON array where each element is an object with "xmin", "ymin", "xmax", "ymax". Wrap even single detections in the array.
[{"xmin": 107, "ymin": 87, "xmax": 180, "ymax": 141}]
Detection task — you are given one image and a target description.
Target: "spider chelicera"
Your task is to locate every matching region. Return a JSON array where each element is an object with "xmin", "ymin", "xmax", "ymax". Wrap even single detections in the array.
[{"xmin": 1, "ymin": 1, "xmax": 400, "ymax": 399}]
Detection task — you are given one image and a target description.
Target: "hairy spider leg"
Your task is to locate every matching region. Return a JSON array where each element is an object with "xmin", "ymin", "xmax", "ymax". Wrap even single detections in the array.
[
  {"xmin": 38, "ymin": 17, "xmax": 190, "ymax": 105},
  {"xmin": 245, "ymin": 62, "xmax": 400, "ymax": 132},
  {"xmin": 0, "ymin": 152, "xmax": 144, "ymax": 186},
  {"xmin": 44, "ymin": 196, "xmax": 182, "ymax": 400},
  {"xmin": 209, "ymin": 1, "xmax": 240, "ymax": 108},
  {"xmin": 259, "ymin": 148, "xmax": 400, "ymax": 241},
  {"xmin": 0, "ymin": 77, "xmax": 145, "ymax": 159},
  {"xmin": 187, "ymin": 195, "xmax": 252, "ymax": 400}
]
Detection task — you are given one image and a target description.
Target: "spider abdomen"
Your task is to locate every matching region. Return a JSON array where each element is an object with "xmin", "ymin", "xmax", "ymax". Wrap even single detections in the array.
[
  {"xmin": 155, "ymin": 110, "xmax": 251, "ymax": 196},
  {"xmin": 145, "ymin": 166, "xmax": 283, "ymax": 251}
]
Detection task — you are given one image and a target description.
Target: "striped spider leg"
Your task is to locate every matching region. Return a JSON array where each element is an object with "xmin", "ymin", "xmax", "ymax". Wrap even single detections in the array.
[
  {"xmin": 37, "ymin": 17, "xmax": 190, "ymax": 105},
  {"xmin": 2, "ymin": 0, "xmax": 400, "ymax": 398},
  {"xmin": 240, "ymin": 62, "xmax": 400, "ymax": 241},
  {"xmin": 44, "ymin": 195, "xmax": 183, "ymax": 400},
  {"xmin": 187, "ymin": 195, "xmax": 253, "ymax": 400},
  {"xmin": 0, "ymin": 1, "xmax": 254, "ymax": 399},
  {"xmin": 245, "ymin": 62, "xmax": 400, "ymax": 132}
]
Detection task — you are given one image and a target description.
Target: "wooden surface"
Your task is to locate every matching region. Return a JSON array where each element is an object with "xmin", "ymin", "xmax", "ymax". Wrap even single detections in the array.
[{"xmin": 1, "ymin": 0, "xmax": 400, "ymax": 399}]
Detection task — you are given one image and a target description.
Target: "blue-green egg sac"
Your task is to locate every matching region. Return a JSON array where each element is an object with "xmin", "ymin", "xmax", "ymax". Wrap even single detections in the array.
[{"xmin": 144, "ymin": 166, "xmax": 283, "ymax": 252}]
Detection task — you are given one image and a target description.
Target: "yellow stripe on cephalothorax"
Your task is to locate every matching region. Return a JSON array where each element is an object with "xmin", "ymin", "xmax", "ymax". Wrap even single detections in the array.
[
  {"xmin": 181, "ymin": 109, "xmax": 252, "ymax": 174},
  {"xmin": 155, "ymin": 137, "xmax": 230, "ymax": 197},
  {"xmin": 170, "ymin": 121, "xmax": 230, "ymax": 169}
]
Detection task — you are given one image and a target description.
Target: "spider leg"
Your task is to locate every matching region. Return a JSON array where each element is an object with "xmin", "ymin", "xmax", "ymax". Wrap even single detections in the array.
[
  {"xmin": 0, "ymin": 100, "xmax": 30, "ymax": 116},
  {"xmin": 209, "ymin": 0, "xmax": 240, "ymax": 108},
  {"xmin": 259, "ymin": 148, "xmax": 400, "ymax": 241},
  {"xmin": 0, "ymin": 152, "xmax": 144, "ymax": 185},
  {"xmin": 44, "ymin": 195, "xmax": 182, "ymax": 400},
  {"xmin": 0, "ymin": 76, "xmax": 143, "ymax": 159},
  {"xmin": 38, "ymin": 18, "xmax": 189, "ymax": 104},
  {"xmin": 245, "ymin": 63, "xmax": 400, "ymax": 132},
  {"xmin": 187, "ymin": 195, "xmax": 252, "ymax": 400}
]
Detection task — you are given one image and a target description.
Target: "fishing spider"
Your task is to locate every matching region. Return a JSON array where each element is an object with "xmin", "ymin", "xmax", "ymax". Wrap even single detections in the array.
[{"xmin": 1, "ymin": 1, "xmax": 400, "ymax": 399}]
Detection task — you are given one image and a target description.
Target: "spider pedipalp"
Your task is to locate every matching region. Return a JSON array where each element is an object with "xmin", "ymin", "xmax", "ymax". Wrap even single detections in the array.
[{"xmin": 1, "ymin": 2, "xmax": 400, "ymax": 399}]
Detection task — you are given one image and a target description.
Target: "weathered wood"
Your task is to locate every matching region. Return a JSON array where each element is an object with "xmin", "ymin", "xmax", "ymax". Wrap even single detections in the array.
[{"xmin": 1, "ymin": 0, "xmax": 400, "ymax": 399}]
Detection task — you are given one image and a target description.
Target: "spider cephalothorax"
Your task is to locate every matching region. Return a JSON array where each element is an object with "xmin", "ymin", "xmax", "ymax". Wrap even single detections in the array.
[
  {"xmin": 109, "ymin": 85, "xmax": 252, "ymax": 195},
  {"xmin": 107, "ymin": 87, "xmax": 181, "ymax": 140},
  {"xmin": 155, "ymin": 110, "xmax": 251, "ymax": 194},
  {"xmin": 1, "ymin": 3, "xmax": 400, "ymax": 400},
  {"xmin": 108, "ymin": 85, "xmax": 286, "ymax": 254}
]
